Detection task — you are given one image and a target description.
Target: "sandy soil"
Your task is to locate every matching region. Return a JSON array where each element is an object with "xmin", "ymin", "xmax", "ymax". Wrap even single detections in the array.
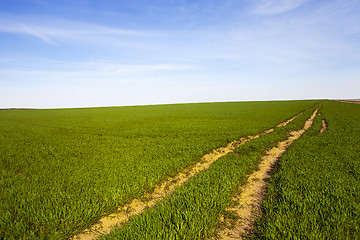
[
  {"xmin": 319, "ymin": 119, "xmax": 327, "ymax": 134},
  {"xmin": 72, "ymin": 112, "xmax": 303, "ymax": 240},
  {"xmin": 216, "ymin": 107, "xmax": 319, "ymax": 240},
  {"xmin": 335, "ymin": 100, "xmax": 360, "ymax": 104}
]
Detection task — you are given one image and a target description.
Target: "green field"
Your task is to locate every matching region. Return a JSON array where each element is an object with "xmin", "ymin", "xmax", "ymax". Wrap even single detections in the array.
[
  {"xmin": 252, "ymin": 101, "xmax": 360, "ymax": 239},
  {"xmin": 99, "ymin": 103, "xmax": 319, "ymax": 240},
  {"xmin": 0, "ymin": 100, "xmax": 316, "ymax": 239},
  {"xmin": 1, "ymin": 100, "xmax": 358, "ymax": 240}
]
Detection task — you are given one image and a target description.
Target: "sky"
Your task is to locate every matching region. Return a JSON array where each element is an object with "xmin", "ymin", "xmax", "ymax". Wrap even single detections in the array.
[{"xmin": 0, "ymin": 0, "xmax": 359, "ymax": 108}]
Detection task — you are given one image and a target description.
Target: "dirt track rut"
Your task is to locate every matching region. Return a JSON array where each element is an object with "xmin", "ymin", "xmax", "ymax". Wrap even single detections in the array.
[
  {"xmin": 217, "ymin": 107, "xmax": 319, "ymax": 240},
  {"xmin": 335, "ymin": 100, "xmax": 360, "ymax": 104}
]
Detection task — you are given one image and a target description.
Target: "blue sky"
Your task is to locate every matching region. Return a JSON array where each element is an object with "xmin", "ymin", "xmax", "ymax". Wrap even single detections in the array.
[{"xmin": 1, "ymin": 0, "xmax": 359, "ymax": 108}]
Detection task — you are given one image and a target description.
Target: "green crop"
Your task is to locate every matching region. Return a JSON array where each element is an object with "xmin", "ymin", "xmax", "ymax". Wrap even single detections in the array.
[
  {"xmin": 0, "ymin": 100, "xmax": 318, "ymax": 239},
  {"xmin": 252, "ymin": 100, "xmax": 360, "ymax": 239},
  {"xmin": 98, "ymin": 105, "xmax": 319, "ymax": 239}
]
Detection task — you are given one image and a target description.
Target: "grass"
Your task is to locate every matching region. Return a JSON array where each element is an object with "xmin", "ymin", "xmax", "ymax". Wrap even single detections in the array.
[
  {"xmin": 252, "ymin": 100, "xmax": 360, "ymax": 239},
  {"xmin": 98, "ymin": 104, "xmax": 319, "ymax": 239},
  {"xmin": 0, "ymin": 100, "xmax": 317, "ymax": 239}
]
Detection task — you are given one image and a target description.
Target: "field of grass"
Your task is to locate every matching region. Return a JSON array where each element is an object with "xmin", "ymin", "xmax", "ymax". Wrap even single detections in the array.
[
  {"xmin": 0, "ymin": 100, "xmax": 317, "ymax": 239},
  {"xmin": 98, "ymin": 104, "xmax": 319, "ymax": 240},
  {"xmin": 252, "ymin": 101, "xmax": 360, "ymax": 239}
]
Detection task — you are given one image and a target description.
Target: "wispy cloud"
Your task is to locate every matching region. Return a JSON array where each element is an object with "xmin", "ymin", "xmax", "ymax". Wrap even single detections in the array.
[
  {"xmin": 0, "ymin": 58, "xmax": 15, "ymax": 63},
  {"xmin": 218, "ymin": 0, "xmax": 360, "ymax": 68},
  {"xmin": 0, "ymin": 59, "xmax": 197, "ymax": 78},
  {"xmin": 20, "ymin": 24, "xmax": 58, "ymax": 46},
  {"xmin": 253, "ymin": 0, "xmax": 311, "ymax": 15},
  {"xmin": 98, "ymin": 63, "xmax": 197, "ymax": 74},
  {"xmin": 0, "ymin": 15, "xmax": 148, "ymax": 46}
]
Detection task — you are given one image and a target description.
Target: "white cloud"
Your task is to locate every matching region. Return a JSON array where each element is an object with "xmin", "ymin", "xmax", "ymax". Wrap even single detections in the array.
[
  {"xmin": 253, "ymin": 0, "xmax": 311, "ymax": 15},
  {"xmin": 20, "ymin": 24, "xmax": 58, "ymax": 46},
  {"xmin": 0, "ymin": 60, "xmax": 197, "ymax": 82},
  {"xmin": 0, "ymin": 15, "xmax": 148, "ymax": 46},
  {"xmin": 0, "ymin": 58, "xmax": 15, "ymax": 63}
]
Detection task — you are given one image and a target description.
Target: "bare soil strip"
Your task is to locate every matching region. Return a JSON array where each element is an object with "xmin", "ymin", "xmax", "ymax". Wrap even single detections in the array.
[
  {"xmin": 319, "ymin": 119, "xmax": 327, "ymax": 134},
  {"xmin": 335, "ymin": 100, "xmax": 360, "ymax": 104},
  {"xmin": 217, "ymin": 107, "xmax": 319, "ymax": 240},
  {"xmin": 73, "ymin": 112, "xmax": 303, "ymax": 240}
]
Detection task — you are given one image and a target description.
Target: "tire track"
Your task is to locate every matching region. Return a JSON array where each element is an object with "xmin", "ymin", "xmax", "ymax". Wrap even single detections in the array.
[
  {"xmin": 217, "ymin": 107, "xmax": 319, "ymax": 240},
  {"xmin": 334, "ymin": 100, "xmax": 360, "ymax": 104},
  {"xmin": 73, "ymin": 111, "xmax": 303, "ymax": 240},
  {"xmin": 319, "ymin": 119, "xmax": 327, "ymax": 134}
]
